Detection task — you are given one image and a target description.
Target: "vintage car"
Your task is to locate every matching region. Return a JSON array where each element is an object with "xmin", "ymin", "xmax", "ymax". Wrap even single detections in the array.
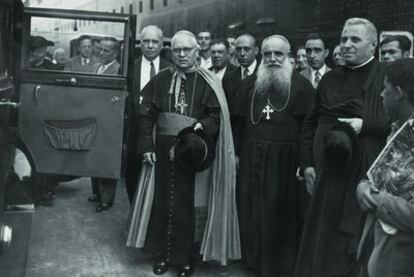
[{"xmin": 0, "ymin": 2, "xmax": 136, "ymax": 275}]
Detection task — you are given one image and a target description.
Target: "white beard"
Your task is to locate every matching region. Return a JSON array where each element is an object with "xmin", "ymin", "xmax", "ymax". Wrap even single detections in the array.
[{"xmin": 255, "ymin": 58, "xmax": 293, "ymax": 97}]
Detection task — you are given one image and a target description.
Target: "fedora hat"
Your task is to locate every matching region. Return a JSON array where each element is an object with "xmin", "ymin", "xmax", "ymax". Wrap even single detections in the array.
[
  {"xmin": 29, "ymin": 36, "xmax": 54, "ymax": 49},
  {"xmin": 174, "ymin": 126, "xmax": 215, "ymax": 172},
  {"xmin": 323, "ymin": 122, "xmax": 358, "ymax": 168}
]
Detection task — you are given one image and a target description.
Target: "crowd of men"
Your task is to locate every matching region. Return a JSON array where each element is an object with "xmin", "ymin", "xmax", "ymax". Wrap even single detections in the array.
[{"xmin": 26, "ymin": 16, "xmax": 414, "ymax": 277}]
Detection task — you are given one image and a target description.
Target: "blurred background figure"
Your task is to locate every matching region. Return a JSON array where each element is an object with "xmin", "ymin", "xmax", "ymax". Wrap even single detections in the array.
[
  {"xmin": 227, "ymin": 35, "xmax": 240, "ymax": 66},
  {"xmin": 52, "ymin": 47, "xmax": 67, "ymax": 70},
  {"xmin": 332, "ymin": 44, "xmax": 346, "ymax": 67},
  {"xmin": 296, "ymin": 45, "xmax": 309, "ymax": 72}
]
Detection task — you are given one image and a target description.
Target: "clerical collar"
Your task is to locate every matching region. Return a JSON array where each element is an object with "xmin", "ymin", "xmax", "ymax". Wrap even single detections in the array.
[{"xmin": 348, "ymin": 56, "xmax": 374, "ymax": 70}]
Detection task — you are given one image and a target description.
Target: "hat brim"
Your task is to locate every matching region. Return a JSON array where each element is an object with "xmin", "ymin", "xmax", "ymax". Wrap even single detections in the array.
[{"xmin": 174, "ymin": 126, "xmax": 216, "ymax": 172}]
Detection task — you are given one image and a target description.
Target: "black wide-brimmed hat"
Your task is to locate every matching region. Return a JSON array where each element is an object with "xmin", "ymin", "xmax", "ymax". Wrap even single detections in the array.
[
  {"xmin": 323, "ymin": 122, "xmax": 358, "ymax": 168},
  {"xmin": 29, "ymin": 36, "xmax": 54, "ymax": 49},
  {"xmin": 174, "ymin": 126, "xmax": 216, "ymax": 172}
]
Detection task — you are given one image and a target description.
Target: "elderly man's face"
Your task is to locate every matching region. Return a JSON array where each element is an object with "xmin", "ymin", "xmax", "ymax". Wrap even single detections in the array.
[
  {"xmin": 381, "ymin": 41, "xmax": 404, "ymax": 63},
  {"xmin": 172, "ymin": 34, "xmax": 198, "ymax": 70},
  {"xmin": 79, "ymin": 39, "xmax": 93, "ymax": 58},
  {"xmin": 235, "ymin": 36, "xmax": 258, "ymax": 67},
  {"xmin": 197, "ymin": 32, "xmax": 211, "ymax": 52},
  {"xmin": 340, "ymin": 24, "xmax": 377, "ymax": 66},
  {"xmin": 99, "ymin": 40, "xmax": 118, "ymax": 64},
  {"xmin": 211, "ymin": 43, "xmax": 230, "ymax": 70},
  {"xmin": 262, "ymin": 38, "xmax": 289, "ymax": 66},
  {"xmin": 142, "ymin": 29, "xmax": 163, "ymax": 61}
]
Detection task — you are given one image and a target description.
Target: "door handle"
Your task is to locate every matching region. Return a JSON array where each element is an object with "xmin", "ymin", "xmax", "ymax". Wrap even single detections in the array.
[
  {"xmin": 34, "ymin": 85, "xmax": 41, "ymax": 103},
  {"xmin": 0, "ymin": 98, "xmax": 20, "ymax": 108},
  {"xmin": 111, "ymin": 96, "xmax": 120, "ymax": 103}
]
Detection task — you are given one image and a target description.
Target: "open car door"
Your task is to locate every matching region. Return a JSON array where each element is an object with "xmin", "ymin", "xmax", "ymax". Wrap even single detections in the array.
[{"xmin": 19, "ymin": 8, "xmax": 136, "ymax": 179}]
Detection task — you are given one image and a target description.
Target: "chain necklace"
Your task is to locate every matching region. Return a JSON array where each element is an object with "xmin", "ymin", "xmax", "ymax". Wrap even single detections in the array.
[{"xmin": 250, "ymin": 88, "xmax": 291, "ymax": 125}]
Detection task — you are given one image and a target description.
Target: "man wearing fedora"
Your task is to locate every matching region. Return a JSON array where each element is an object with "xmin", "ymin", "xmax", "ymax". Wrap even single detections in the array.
[
  {"xmin": 132, "ymin": 30, "xmax": 240, "ymax": 277},
  {"xmin": 296, "ymin": 18, "xmax": 390, "ymax": 277},
  {"xmin": 29, "ymin": 36, "xmax": 60, "ymax": 70},
  {"xmin": 229, "ymin": 34, "xmax": 314, "ymax": 277}
]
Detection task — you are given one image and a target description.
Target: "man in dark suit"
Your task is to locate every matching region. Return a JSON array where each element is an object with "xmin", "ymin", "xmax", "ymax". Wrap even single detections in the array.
[
  {"xmin": 90, "ymin": 36, "xmax": 121, "ymax": 212},
  {"xmin": 222, "ymin": 34, "xmax": 258, "ymax": 107},
  {"xmin": 65, "ymin": 35, "xmax": 99, "ymax": 73},
  {"xmin": 300, "ymin": 33, "xmax": 331, "ymax": 89},
  {"xmin": 126, "ymin": 25, "xmax": 170, "ymax": 204},
  {"xmin": 209, "ymin": 39, "xmax": 238, "ymax": 81}
]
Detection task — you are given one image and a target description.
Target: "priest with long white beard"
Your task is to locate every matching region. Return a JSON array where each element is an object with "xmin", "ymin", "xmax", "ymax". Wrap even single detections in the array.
[{"xmin": 230, "ymin": 34, "xmax": 314, "ymax": 277}]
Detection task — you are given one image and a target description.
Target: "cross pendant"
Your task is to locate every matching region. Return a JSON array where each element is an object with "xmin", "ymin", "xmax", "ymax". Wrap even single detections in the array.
[
  {"xmin": 262, "ymin": 104, "xmax": 274, "ymax": 120},
  {"xmin": 176, "ymin": 101, "xmax": 188, "ymax": 115}
]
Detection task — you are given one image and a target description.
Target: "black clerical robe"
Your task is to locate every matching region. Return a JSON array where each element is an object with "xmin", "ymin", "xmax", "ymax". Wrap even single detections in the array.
[
  {"xmin": 233, "ymin": 71, "xmax": 314, "ymax": 277},
  {"xmin": 137, "ymin": 69, "xmax": 220, "ymax": 265},
  {"xmin": 295, "ymin": 59, "xmax": 390, "ymax": 277}
]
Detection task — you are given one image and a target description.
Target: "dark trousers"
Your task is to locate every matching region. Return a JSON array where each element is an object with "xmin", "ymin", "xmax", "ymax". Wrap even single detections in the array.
[{"xmin": 91, "ymin": 177, "xmax": 117, "ymax": 204}]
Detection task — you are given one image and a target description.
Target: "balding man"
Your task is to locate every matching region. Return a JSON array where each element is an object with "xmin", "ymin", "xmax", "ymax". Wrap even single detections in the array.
[
  {"xmin": 126, "ymin": 25, "xmax": 170, "ymax": 203},
  {"xmin": 296, "ymin": 18, "xmax": 390, "ymax": 277},
  {"xmin": 232, "ymin": 34, "xmax": 314, "ymax": 277},
  {"xmin": 128, "ymin": 30, "xmax": 240, "ymax": 276},
  {"xmin": 223, "ymin": 34, "xmax": 258, "ymax": 106}
]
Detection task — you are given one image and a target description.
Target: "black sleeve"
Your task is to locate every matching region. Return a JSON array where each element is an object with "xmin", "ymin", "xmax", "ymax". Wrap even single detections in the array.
[
  {"xmin": 137, "ymin": 100, "xmax": 159, "ymax": 155},
  {"xmin": 300, "ymin": 89, "xmax": 320, "ymax": 169}
]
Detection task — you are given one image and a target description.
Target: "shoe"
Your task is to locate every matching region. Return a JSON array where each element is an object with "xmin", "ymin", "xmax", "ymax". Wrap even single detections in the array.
[
  {"xmin": 88, "ymin": 194, "xmax": 101, "ymax": 202},
  {"xmin": 176, "ymin": 264, "xmax": 194, "ymax": 277},
  {"xmin": 153, "ymin": 257, "xmax": 170, "ymax": 275},
  {"xmin": 95, "ymin": 202, "xmax": 112, "ymax": 212}
]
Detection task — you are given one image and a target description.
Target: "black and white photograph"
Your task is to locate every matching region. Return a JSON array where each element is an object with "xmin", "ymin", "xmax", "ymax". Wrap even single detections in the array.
[{"xmin": 0, "ymin": 0, "xmax": 413, "ymax": 277}]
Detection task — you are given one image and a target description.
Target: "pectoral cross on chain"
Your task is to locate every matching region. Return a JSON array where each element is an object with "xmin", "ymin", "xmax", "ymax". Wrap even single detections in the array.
[
  {"xmin": 176, "ymin": 96, "xmax": 188, "ymax": 115},
  {"xmin": 263, "ymin": 104, "xmax": 274, "ymax": 120}
]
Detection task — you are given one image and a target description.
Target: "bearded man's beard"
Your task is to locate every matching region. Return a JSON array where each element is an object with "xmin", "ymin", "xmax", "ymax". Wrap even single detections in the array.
[{"xmin": 255, "ymin": 57, "xmax": 293, "ymax": 97}]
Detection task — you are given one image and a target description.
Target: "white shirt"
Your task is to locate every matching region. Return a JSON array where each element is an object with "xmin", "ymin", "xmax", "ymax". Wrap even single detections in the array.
[
  {"xmin": 140, "ymin": 56, "xmax": 160, "ymax": 91},
  {"xmin": 241, "ymin": 59, "xmax": 257, "ymax": 79},
  {"xmin": 310, "ymin": 64, "xmax": 327, "ymax": 88},
  {"xmin": 200, "ymin": 56, "xmax": 212, "ymax": 70},
  {"xmin": 97, "ymin": 59, "xmax": 117, "ymax": 74},
  {"xmin": 212, "ymin": 66, "xmax": 227, "ymax": 80}
]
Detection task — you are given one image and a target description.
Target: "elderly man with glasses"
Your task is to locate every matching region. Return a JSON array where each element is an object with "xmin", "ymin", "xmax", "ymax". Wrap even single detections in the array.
[{"xmin": 128, "ymin": 30, "xmax": 240, "ymax": 277}]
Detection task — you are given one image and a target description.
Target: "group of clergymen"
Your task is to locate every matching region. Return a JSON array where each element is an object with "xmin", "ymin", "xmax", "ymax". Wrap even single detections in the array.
[{"xmin": 28, "ymin": 16, "xmax": 414, "ymax": 277}]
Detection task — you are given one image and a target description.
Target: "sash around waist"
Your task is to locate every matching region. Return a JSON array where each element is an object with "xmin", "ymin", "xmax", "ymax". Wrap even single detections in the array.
[{"xmin": 156, "ymin": 112, "xmax": 197, "ymax": 136}]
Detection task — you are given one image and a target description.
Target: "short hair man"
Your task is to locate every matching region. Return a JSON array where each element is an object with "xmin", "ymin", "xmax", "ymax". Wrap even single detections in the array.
[
  {"xmin": 232, "ymin": 34, "xmax": 314, "ymax": 277},
  {"xmin": 380, "ymin": 35, "xmax": 411, "ymax": 63},
  {"xmin": 93, "ymin": 37, "xmax": 120, "ymax": 75},
  {"xmin": 209, "ymin": 39, "xmax": 237, "ymax": 80},
  {"xmin": 129, "ymin": 30, "xmax": 240, "ymax": 276},
  {"xmin": 126, "ymin": 25, "xmax": 170, "ymax": 204},
  {"xmin": 65, "ymin": 35, "xmax": 98, "ymax": 72},
  {"xmin": 91, "ymin": 37, "xmax": 121, "ymax": 212},
  {"xmin": 296, "ymin": 45, "xmax": 309, "ymax": 72},
  {"xmin": 301, "ymin": 33, "xmax": 331, "ymax": 88},
  {"xmin": 332, "ymin": 44, "xmax": 346, "ymax": 67},
  {"xmin": 296, "ymin": 18, "xmax": 390, "ymax": 277},
  {"xmin": 356, "ymin": 58, "xmax": 414, "ymax": 277},
  {"xmin": 223, "ymin": 34, "xmax": 258, "ymax": 105},
  {"xmin": 197, "ymin": 31, "xmax": 212, "ymax": 69},
  {"xmin": 92, "ymin": 38, "xmax": 101, "ymax": 59}
]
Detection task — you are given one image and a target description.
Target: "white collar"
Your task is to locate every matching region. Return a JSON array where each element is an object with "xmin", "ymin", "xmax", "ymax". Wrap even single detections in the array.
[
  {"xmin": 311, "ymin": 64, "xmax": 327, "ymax": 76},
  {"xmin": 142, "ymin": 55, "xmax": 160, "ymax": 67},
  {"xmin": 243, "ymin": 59, "xmax": 257, "ymax": 76},
  {"xmin": 348, "ymin": 56, "xmax": 374, "ymax": 69}
]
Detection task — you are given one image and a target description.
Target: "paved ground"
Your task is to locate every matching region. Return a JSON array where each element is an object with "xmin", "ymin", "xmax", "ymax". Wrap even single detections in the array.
[{"xmin": 27, "ymin": 177, "xmax": 253, "ymax": 277}]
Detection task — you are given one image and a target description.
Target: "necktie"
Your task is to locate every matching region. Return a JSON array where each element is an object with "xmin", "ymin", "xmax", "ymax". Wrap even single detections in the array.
[
  {"xmin": 242, "ymin": 67, "xmax": 249, "ymax": 80},
  {"xmin": 82, "ymin": 58, "xmax": 88, "ymax": 66},
  {"xmin": 314, "ymin": 70, "xmax": 321, "ymax": 88},
  {"xmin": 150, "ymin": 62, "xmax": 156, "ymax": 79}
]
